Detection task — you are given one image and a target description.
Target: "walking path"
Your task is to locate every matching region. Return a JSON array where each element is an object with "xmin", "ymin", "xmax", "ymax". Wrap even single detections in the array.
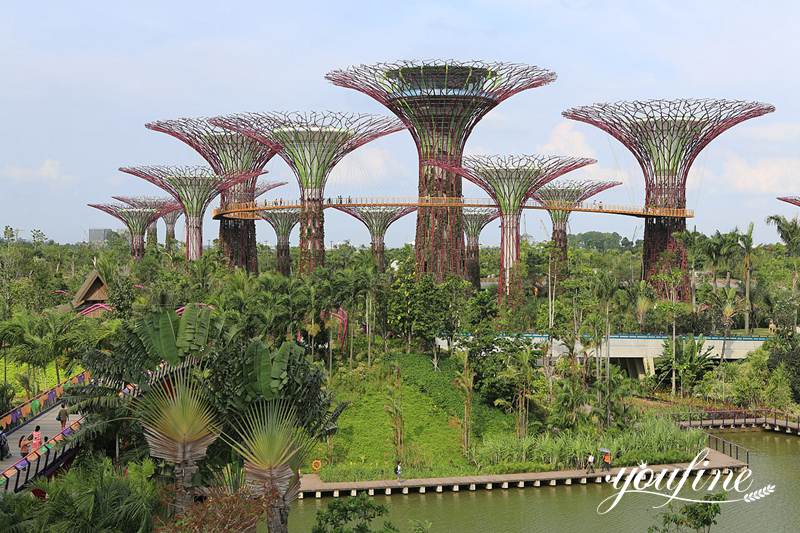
[
  {"xmin": 0, "ymin": 406, "xmax": 66, "ymax": 473},
  {"xmin": 298, "ymin": 448, "xmax": 744, "ymax": 499}
]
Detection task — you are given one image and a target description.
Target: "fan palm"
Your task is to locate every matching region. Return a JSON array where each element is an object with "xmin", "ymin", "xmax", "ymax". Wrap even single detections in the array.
[
  {"xmin": 224, "ymin": 400, "xmax": 313, "ymax": 533},
  {"xmin": 135, "ymin": 367, "xmax": 220, "ymax": 516}
]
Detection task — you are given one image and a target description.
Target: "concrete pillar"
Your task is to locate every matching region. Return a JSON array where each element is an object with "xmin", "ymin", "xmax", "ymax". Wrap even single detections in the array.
[
  {"xmin": 402, "ymin": 487, "xmax": 409, "ymax": 494},
  {"xmin": 436, "ymin": 485, "xmax": 443, "ymax": 493},
  {"xmin": 298, "ymin": 492, "xmax": 304, "ymax": 499},
  {"xmin": 315, "ymin": 491, "xmax": 321, "ymax": 499},
  {"xmin": 534, "ymin": 480, "xmax": 540, "ymax": 487},
  {"xmin": 517, "ymin": 481, "xmax": 525, "ymax": 488},
  {"xmin": 501, "ymin": 482, "xmax": 508, "ymax": 489},
  {"xmin": 565, "ymin": 478, "xmax": 572, "ymax": 485},
  {"xmin": 452, "ymin": 485, "xmax": 459, "ymax": 492},
  {"xmin": 580, "ymin": 478, "xmax": 587, "ymax": 484},
  {"xmin": 486, "ymin": 483, "xmax": 493, "ymax": 490},
  {"xmin": 419, "ymin": 486, "xmax": 426, "ymax": 494},
  {"xmin": 549, "ymin": 480, "xmax": 556, "ymax": 486},
  {"xmin": 350, "ymin": 489, "xmax": 357, "ymax": 496},
  {"xmin": 385, "ymin": 488, "xmax": 391, "ymax": 495},
  {"xmin": 333, "ymin": 490, "xmax": 339, "ymax": 497},
  {"xmin": 469, "ymin": 484, "xmax": 476, "ymax": 491},
  {"xmin": 368, "ymin": 489, "xmax": 374, "ymax": 496}
]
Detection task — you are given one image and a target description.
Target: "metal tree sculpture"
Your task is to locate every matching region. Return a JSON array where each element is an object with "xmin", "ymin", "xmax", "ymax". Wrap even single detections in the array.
[
  {"xmin": 161, "ymin": 208, "xmax": 184, "ymax": 253},
  {"xmin": 88, "ymin": 203, "xmax": 163, "ymax": 259},
  {"xmin": 259, "ymin": 209, "xmax": 300, "ymax": 276},
  {"xmin": 211, "ymin": 111, "xmax": 404, "ymax": 273},
  {"xmin": 119, "ymin": 166, "xmax": 260, "ymax": 261},
  {"xmin": 563, "ymin": 99, "xmax": 774, "ymax": 295},
  {"xmin": 334, "ymin": 206, "xmax": 416, "ymax": 272},
  {"xmin": 112, "ymin": 195, "xmax": 181, "ymax": 250},
  {"xmin": 778, "ymin": 196, "xmax": 800, "ymax": 208},
  {"xmin": 326, "ymin": 60, "xmax": 557, "ymax": 280},
  {"xmin": 433, "ymin": 155, "xmax": 595, "ymax": 302},
  {"xmin": 462, "ymin": 207, "xmax": 500, "ymax": 290},
  {"xmin": 145, "ymin": 117, "xmax": 279, "ymax": 272},
  {"xmin": 531, "ymin": 179, "xmax": 621, "ymax": 270}
]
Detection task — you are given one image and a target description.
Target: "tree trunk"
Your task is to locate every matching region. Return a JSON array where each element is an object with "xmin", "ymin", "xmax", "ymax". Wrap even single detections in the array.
[
  {"xmin": 185, "ymin": 215, "xmax": 204, "ymax": 261},
  {"xmin": 146, "ymin": 222, "xmax": 158, "ymax": 251},
  {"xmin": 465, "ymin": 235, "xmax": 481, "ymax": 290},
  {"xmin": 415, "ymin": 157, "xmax": 464, "ymax": 281},
  {"xmin": 165, "ymin": 220, "xmax": 177, "ymax": 253},
  {"xmin": 671, "ymin": 319, "xmax": 677, "ymax": 396},
  {"xmin": 643, "ymin": 215, "xmax": 689, "ymax": 301},
  {"xmin": 744, "ymin": 262, "xmax": 751, "ymax": 333},
  {"xmin": 276, "ymin": 237, "xmax": 291, "ymax": 276},
  {"xmin": 131, "ymin": 233, "xmax": 145, "ymax": 260},
  {"xmin": 220, "ymin": 218, "xmax": 259, "ymax": 273},
  {"xmin": 498, "ymin": 212, "xmax": 521, "ymax": 304},
  {"xmin": 173, "ymin": 460, "xmax": 195, "ymax": 517},
  {"xmin": 299, "ymin": 189, "xmax": 325, "ymax": 273},
  {"xmin": 371, "ymin": 238, "xmax": 386, "ymax": 273}
]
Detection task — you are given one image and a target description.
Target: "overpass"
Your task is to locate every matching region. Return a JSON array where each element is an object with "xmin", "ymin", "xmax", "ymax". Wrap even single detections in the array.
[{"xmin": 518, "ymin": 334, "xmax": 766, "ymax": 378}]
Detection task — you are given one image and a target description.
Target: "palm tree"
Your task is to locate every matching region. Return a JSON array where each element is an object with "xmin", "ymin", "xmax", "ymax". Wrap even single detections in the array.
[
  {"xmin": 719, "ymin": 230, "xmax": 741, "ymax": 288},
  {"xmin": 627, "ymin": 280, "xmax": 652, "ymax": 332},
  {"xmin": 766, "ymin": 214, "xmax": 800, "ymax": 329},
  {"xmin": 738, "ymin": 223, "xmax": 755, "ymax": 333},
  {"xmin": 225, "ymin": 400, "xmax": 313, "ymax": 533},
  {"xmin": 707, "ymin": 287, "xmax": 743, "ymax": 403},
  {"xmin": 453, "ymin": 350, "xmax": 474, "ymax": 452},
  {"xmin": 135, "ymin": 368, "xmax": 220, "ymax": 516},
  {"xmin": 675, "ymin": 228, "xmax": 706, "ymax": 312},
  {"xmin": 703, "ymin": 232, "xmax": 724, "ymax": 288},
  {"xmin": 593, "ymin": 270, "xmax": 618, "ymax": 423}
]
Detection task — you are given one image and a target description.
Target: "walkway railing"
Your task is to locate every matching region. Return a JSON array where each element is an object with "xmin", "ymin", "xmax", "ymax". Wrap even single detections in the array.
[
  {"xmin": 213, "ymin": 197, "xmax": 695, "ymax": 220},
  {"xmin": 706, "ymin": 434, "xmax": 750, "ymax": 466},
  {"xmin": 670, "ymin": 408, "xmax": 800, "ymax": 429},
  {"xmin": 0, "ymin": 371, "xmax": 91, "ymax": 434},
  {"xmin": 2, "ymin": 418, "xmax": 84, "ymax": 492}
]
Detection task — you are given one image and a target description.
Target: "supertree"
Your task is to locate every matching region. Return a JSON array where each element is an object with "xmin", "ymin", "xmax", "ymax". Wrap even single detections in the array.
[
  {"xmin": 88, "ymin": 203, "xmax": 163, "ymax": 259},
  {"xmin": 259, "ymin": 209, "xmax": 300, "ymax": 276},
  {"xmin": 161, "ymin": 209, "xmax": 183, "ymax": 253},
  {"xmin": 334, "ymin": 206, "xmax": 417, "ymax": 272},
  {"xmin": 326, "ymin": 60, "xmax": 557, "ymax": 280},
  {"xmin": 111, "ymin": 195, "xmax": 181, "ymax": 250},
  {"xmin": 462, "ymin": 207, "xmax": 500, "ymax": 290},
  {"xmin": 432, "ymin": 155, "xmax": 595, "ymax": 302},
  {"xmin": 119, "ymin": 166, "xmax": 260, "ymax": 260},
  {"xmin": 530, "ymin": 179, "xmax": 621, "ymax": 271},
  {"xmin": 145, "ymin": 117, "xmax": 279, "ymax": 272},
  {"xmin": 778, "ymin": 196, "xmax": 800, "ymax": 208},
  {"xmin": 563, "ymin": 99, "xmax": 774, "ymax": 296},
  {"xmin": 211, "ymin": 111, "xmax": 404, "ymax": 273}
]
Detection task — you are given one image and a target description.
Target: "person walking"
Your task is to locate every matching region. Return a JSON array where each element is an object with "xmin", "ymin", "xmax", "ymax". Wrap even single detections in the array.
[
  {"xmin": 31, "ymin": 425, "xmax": 43, "ymax": 450},
  {"xmin": 601, "ymin": 451, "xmax": 612, "ymax": 472},
  {"xmin": 18, "ymin": 433, "xmax": 32, "ymax": 457},
  {"xmin": 0, "ymin": 428, "xmax": 9, "ymax": 460},
  {"xmin": 586, "ymin": 453, "xmax": 595, "ymax": 474},
  {"xmin": 395, "ymin": 460, "xmax": 402, "ymax": 482},
  {"xmin": 57, "ymin": 403, "xmax": 70, "ymax": 430}
]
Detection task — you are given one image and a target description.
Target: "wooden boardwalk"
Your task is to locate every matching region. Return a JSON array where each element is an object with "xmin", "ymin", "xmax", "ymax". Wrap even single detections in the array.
[
  {"xmin": 298, "ymin": 449, "xmax": 743, "ymax": 499},
  {"xmin": 678, "ymin": 417, "xmax": 800, "ymax": 433}
]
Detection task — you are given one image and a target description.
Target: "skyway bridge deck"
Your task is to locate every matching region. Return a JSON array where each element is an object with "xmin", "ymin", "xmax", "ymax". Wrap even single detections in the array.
[{"xmin": 213, "ymin": 197, "xmax": 694, "ymax": 220}]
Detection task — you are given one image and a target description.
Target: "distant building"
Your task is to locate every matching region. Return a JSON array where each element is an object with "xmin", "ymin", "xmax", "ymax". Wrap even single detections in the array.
[{"xmin": 88, "ymin": 228, "xmax": 114, "ymax": 245}]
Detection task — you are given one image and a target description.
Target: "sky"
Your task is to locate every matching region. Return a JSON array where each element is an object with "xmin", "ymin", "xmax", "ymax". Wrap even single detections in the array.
[{"xmin": 1, "ymin": 0, "xmax": 799, "ymax": 248}]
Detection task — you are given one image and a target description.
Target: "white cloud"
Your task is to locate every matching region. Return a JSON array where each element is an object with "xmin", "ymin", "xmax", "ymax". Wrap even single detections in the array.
[
  {"xmin": 1, "ymin": 159, "xmax": 74, "ymax": 186},
  {"xmin": 327, "ymin": 147, "xmax": 402, "ymax": 187},
  {"xmin": 738, "ymin": 123, "xmax": 800, "ymax": 142},
  {"xmin": 697, "ymin": 154, "xmax": 800, "ymax": 195},
  {"xmin": 535, "ymin": 121, "xmax": 596, "ymax": 158}
]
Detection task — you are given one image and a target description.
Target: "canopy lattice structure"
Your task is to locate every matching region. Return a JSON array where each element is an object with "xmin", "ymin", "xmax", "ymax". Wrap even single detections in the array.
[
  {"xmin": 112, "ymin": 195, "xmax": 181, "ymax": 249},
  {"xmin": 462, "ymin": 207, "xmax": 500, "ymax": 289},
  {"xmin": 88, "ymin": 203, "xmax": 163, "ymax": 259},
  {"xmin": 145, "ymin": 117, "xmax": 279, "ymax": 272},
  {"xmin": 119, "ymin": 165, "xmax": 260, "ymax": 260},
  {"xmin": 334, "ymin": 205, "xmax": 417, "ymax": 271},
  {"xmin": 210, "ymin": 111, "xmax": 404, "ymax": 273},
  {"xmin": 326, "ymin": 60, "xmax": 557, "ymax": 280},
  {"xmin": 432, "ymin": 154, "xmax": 595, "ymax": 302},
  {"xmin": 531, "ymin": 179, "xmax": 621, "ymax": 270},
  {"xmin": 563, "ymin": 99, "xmax": 774, "ymax": 296},
  {"xmin": 259, "ymin": 209, "xmax": 300, "ymax": 276}
]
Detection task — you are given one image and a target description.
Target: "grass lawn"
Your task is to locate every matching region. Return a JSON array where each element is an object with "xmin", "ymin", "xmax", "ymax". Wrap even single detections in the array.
[{"xmin": 1, "ymin": 358, "xmax": 79, "ymax": 403}]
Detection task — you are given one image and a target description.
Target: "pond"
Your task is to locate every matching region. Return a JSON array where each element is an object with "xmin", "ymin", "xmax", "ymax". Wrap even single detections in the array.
[{"xmin": 290, "ymin": 431, "xmax": 800, "ymax": 532}]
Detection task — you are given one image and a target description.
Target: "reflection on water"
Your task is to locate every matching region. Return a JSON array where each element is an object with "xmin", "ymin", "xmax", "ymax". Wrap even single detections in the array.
[{"xmin": 290, "ymin": 431, "xmax": 800, "ymax": 532}]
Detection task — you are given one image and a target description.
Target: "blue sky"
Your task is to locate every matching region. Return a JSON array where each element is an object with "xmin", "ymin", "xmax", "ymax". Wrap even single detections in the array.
[{"xmin": 1, "ymin": 1, "xmax": 798, "ymax": 247}]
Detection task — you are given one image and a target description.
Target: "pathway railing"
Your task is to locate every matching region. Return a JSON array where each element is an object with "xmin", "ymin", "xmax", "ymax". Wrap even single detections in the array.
[
  {"xmin": 2, "ymin": 418, "xmax": 84, "ymax": 493},
  {"xmin": 706, "ymin": 434, "xmax": 750, "ymax": 466},
  {"xmin": 670, "ymin": 408, "xmax": 800, "ymax": 430},
  {"xmin": 0, "ymin": 371, "xmax": 91, "ymax": 434}
]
